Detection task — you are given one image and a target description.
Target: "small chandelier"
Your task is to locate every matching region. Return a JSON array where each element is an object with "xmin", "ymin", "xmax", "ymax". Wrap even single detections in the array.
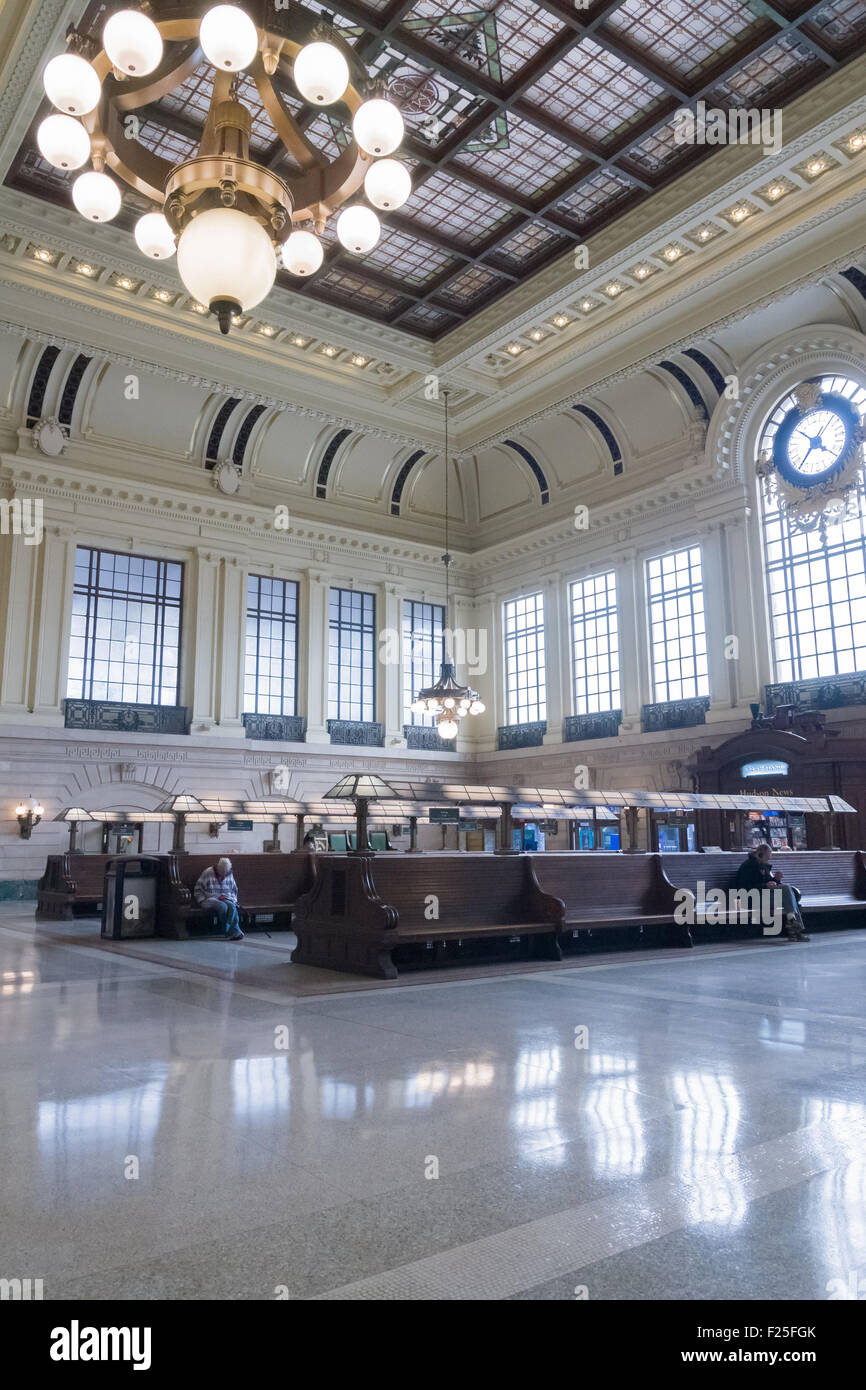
[
  {"xmin": 40, "ymin": 4, "xmax": 411, "ymax": 333},
  {"xmin": 409, "ymin": 390, "xmax": 485, "ymax": 741}
]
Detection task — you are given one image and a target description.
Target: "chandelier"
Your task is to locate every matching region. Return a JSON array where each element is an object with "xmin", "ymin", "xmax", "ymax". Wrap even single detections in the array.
[
  {"xmin": 38, "ymin": 4, "xmax": 411, "ymax": 333},
  {"xmin": 409, "ymin": 390, "xmax": 485, "ymax": 740}
]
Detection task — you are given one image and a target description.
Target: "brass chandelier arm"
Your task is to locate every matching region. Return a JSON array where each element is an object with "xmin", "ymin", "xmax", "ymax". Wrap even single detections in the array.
[
  {"xmin": 105, "ymin": 42, "xmax": 203, "ymax": 111},
  {"xmin": 250, "ymin": 56, "xmax": 325, "ymax": 173},
  {"xmin": 290, "ymin": 139, "xmax": 369, "ymax": 226}
]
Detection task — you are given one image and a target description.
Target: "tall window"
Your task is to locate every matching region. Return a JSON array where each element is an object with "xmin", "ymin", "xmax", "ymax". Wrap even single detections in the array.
[
  {"xmin": 646, "ymin": 545, "xmax": 708, "ymax": 702},
  {"xmin": 328, "ymin": 587, "xmax": 375, "ymax": 721},
  {"xmin": 759, "ymin": 375, "xmax": 866, "ymax": 681},
  {"xmin": 403, "ymin": 600, "xmax": 445, "ymax": 725},
  {"xmin": 570, "ymin": 572, "xmax": 620, "ymax": 713},
  {"xmin": 244, "ymin": 576, "xmax": 298, "ymax": 715},
  {"xmin": 67, "ymin": 547, "xmax": 182, "ymax": 704},
  {"xmin": 503, "ymin": 592, "xmax": 546, "ymax": 724}
]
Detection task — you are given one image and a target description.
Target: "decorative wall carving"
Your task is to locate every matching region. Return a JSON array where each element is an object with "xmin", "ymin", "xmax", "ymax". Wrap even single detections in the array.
[
  {"xmin": 242, "ymin": 713, "xmax": 307, "ymax": 742},
  {"xmin": 404, "ymin": 724, "xmax": 458, "ymax": 753},
  {"xmin": 563, "ymin": 711, "xmax": 622, "ymax": 742},
  {"xmin": 764, "ymin": 673, "xmax": 866, "ymax": 712},
  {"xmin": 641, "ymin": 698, "xmax": 710, "ymax": 733},
  {"xmin": 63, "ymin": 700, "xmax": 190, "ymax": 735},
  {"xmin": 497, "ymin": 721, "xmax": 547, "ymax": 750},
  {"xmin": 327, "ymin": 720, "xmax": 385, "ymax": 748}
]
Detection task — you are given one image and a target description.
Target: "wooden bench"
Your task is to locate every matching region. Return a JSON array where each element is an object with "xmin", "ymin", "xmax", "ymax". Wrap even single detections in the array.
[
  {"xmin": 529, "ymin": 852, "xmax": 689, "ymax": 947},
  {"xmin": 157, "ymin": 851, "xmax": 317, "ymax": 939},
  {"xmin": 36, "ymin": 853, "xmax": 114, "ymax": 919},
  {"xmin": 292, "ymin": 852, "xmax": 565, "ymax": 978},
  {"xmin": 661, "ymin": 851, "xmax": 866, "ymax": 933}
]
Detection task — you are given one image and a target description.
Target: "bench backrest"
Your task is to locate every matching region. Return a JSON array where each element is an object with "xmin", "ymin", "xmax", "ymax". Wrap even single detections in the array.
[
  {"xmin": 167, "ymin": 852, "xmax": 314, "ymax": 906},
  {"xmin": 67, "ymin": 853, "xmax": 114, "ymax": 896},
  {"xmin": 662, "ymin": 851, "xmax": 864, "ymax": 899},
  {"xmin": 367, "ymin": 854, "xmax": 538, "ymax": 929},
  {"xmin": 530, "ymin": 853, "xmax": 672, "ymax": 915}
]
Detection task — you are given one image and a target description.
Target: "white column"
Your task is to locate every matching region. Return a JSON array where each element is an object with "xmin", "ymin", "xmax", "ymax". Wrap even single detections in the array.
[
  {"xmin": 0, "ymin": 528, "xmax": 40, "ymax": 715},
  {"xmin": 189, "ymin": 549, "xmax": 220, "ymax": 729},
  {"xmin": 617, "ymin": 549, "xmax": 643, "ymax": 732},
  {"xmin": 542, "ymin": 573, "xmax": 565, "ymax": 745},
  {"xmin": 31, "ymin": 524, "xmax": 75, "ymax": 723},
  {"xmin": 459, "ymin": 588, "xmax": 496, "ymax": 752},
  {"xmin": 304, "ymin": 570, "xmax": 330, "ymax": 743},
  {"xmin": 215, "ymin": 555, "xmax": 245, "ymax": 732},
  {"xmin": 382, "ymin": 582, "xmax": 405, "ymax": 746},
  {"xmin": 700, "ymin": 524, "xmax": 731, "ymax": 711}
]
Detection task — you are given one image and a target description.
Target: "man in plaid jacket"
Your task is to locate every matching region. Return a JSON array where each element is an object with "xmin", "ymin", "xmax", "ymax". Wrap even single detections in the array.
[{"xmin": 194, "ymin": 857, "xmax": 243, "ymax": 940}]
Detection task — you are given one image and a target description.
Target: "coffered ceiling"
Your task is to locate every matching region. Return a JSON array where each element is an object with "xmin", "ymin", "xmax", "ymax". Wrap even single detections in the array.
[{"xmin": 7, "ymin": 0, "xmax": 866, "ymax": 342}]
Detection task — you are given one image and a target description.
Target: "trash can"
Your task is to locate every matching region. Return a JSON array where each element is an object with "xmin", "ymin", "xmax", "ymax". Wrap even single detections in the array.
[{"xmin": 101, "ymin": 855, "xmax": 160, "ymax": 939}]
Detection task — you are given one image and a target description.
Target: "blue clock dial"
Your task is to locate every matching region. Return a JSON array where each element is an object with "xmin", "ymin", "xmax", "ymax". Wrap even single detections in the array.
[{"xmin": 772, "ymin": 391, "xmax": 859, "ymax": 489}]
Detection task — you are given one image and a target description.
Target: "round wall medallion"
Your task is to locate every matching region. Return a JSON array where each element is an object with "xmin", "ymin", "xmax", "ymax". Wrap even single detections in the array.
[
  {"xmin": 213, "ymin": 460, "xmax": 240, "ymax": 494},
  {"xmin": 32, "ymin": 417, "xmax": 65, "ymax": 456}
]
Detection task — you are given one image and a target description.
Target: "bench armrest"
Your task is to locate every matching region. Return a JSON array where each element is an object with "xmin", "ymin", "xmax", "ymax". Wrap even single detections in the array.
[{"xmin": 525, "ymin": 861, "xmax": 565, "ymax": 926}]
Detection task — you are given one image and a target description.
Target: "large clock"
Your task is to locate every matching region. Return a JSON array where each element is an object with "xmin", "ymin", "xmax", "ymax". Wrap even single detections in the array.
[{"xmin": 772, "ymin": 391, "xmax": 860, "ymax": 489}]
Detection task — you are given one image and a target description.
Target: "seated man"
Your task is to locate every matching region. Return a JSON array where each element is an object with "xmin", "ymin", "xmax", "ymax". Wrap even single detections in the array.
[
  {"xmin": 194, "ymin": 856, "xmax": 243, "ymax": 940},
  {"xmin": 735, "ymin": 844, "xmax": 809, "ymax": 942}
]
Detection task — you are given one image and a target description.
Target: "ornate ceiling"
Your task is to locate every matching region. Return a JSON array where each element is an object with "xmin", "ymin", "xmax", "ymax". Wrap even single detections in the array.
[{"xmin": 7, "ymin": 0, "xmax": 866, "ymax": 340}]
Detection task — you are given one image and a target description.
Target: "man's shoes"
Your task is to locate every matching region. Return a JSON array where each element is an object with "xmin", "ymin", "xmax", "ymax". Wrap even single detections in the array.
[{"xmin": 226, "ymin": 927, "xmax": 244, "ymax": 941}]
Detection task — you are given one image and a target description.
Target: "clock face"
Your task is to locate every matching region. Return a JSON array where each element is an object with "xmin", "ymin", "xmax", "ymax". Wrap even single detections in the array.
[
  {"xmin": 786, "ymin": 408, "xmax": 847, "ymax": 477},
  {"xmin": 773, "ymin": 391, "xmax": 859, "ymax": 488}
]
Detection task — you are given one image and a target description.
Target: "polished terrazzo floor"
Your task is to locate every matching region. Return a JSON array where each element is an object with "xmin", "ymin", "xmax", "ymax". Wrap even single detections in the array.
[{"xmin": 1, "ymin": 904, "xmax": 865, "ymax": 1300}]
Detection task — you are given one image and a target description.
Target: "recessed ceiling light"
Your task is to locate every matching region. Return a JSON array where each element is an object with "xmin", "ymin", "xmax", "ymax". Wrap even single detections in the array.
[
  {"xmin": 730, "ymin": 205, "xmax": 749, "ymax": 222},
  {"xmin": 78, "ymin": 263, "xmax": 94, "ymax": 276},
  {"xmin": 663, "ymin": 246, "xmax": 681, "ymax": 262},
  {"xmin": 848, "ymin": 132, "xmax": 865, "ymax": 151},
  {"xmin": 34, "ymin": 248, "xmax": 52, "ymax": 262},
  {"xmin": 117, "ymin": 276, "xmax": 133, "ymax": 289},
  {"xmin": 351, "ymin": 354, "xmax": 367, "ymax": 366},
  {"xmin": 807, "ymin": 158, "xmax": 825, "ymax": 176},
  {"xmin": 506, "ymin": 342, "xmax": 522, "ymax": 355},
  {"xmin": 260, "ymin": 324, "xmax": 275, "ymax": 335},
  {"xmin": 529, "ymin": 329, "xmax": 544, "ymax": 341},
  {"xmin": 193, "ymin": 302, "xmax": 207, "ymax": 313},
  {"xmin": 767, "ymin": 183, "xmax": 784, "ymax": 200},
  {"xmin": 323, "ymin": 345, "xmax": 336, "ymax": 356},
  {"xmin": 155, "ymin": 289, "xmax": 171, "ymax": 301},
  {"xmin": 231, "ymin": 314, "xmax": 242, "ymax": 326},
  {"xmin": 604, "ymin": 282, "xmax": 622, "ymax": 296},
  {"xmin": 634, "ymin": 265, "xmax": 650, "ymax": 279},
  {"xmin": 292, "ymin": 335, "xmax": 307, "ymax": 346},
  {"xmin": 552, "ymin": 313, "xmax": 568, "ymax": 327},
  {"xmin": 697, "ymin": 226, "xmax": 713, "ymax": 241},
  {"xmin": 580, "ymin": 299, "xmax": 593, "ymax": 311}
]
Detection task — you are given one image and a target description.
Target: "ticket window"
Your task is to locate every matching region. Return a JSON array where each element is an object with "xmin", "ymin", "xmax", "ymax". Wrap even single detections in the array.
[{"xmin": 655, "ymin": 814, "xmax": 695, "ymax": 853}]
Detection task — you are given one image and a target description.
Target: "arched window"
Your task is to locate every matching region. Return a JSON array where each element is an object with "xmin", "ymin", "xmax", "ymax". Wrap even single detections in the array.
[{"xmin": 758, "ymin": 374, "xmax": 866, "ymax": 682}]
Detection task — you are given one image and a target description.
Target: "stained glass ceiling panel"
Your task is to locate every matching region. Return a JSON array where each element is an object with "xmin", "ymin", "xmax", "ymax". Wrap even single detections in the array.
[
  {"xmin": 601, "ymin": 0, "xmax": 767, "ymax": 83},
  {"xmin": 521, "ymin": 37, "xmax": 667, "ymax": 145},
  {"xmin": 7, "ymin": 0, "xmax": 866, "ymax": 340}
]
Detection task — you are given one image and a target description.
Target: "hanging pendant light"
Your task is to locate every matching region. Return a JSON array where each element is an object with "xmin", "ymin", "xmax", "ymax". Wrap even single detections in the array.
[{"xmin": 410, "ymin": 390, "xmax": 485, "ymax": 740}]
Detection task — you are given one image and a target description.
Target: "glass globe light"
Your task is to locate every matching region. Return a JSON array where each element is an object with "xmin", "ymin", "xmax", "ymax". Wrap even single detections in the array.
[
  {"xmin": 37, "ymin": 114, "xmax": 90, "ymax": 170},
  {"xmin": 103, "ymin": 10, "xmax": 163, "ymax": 77},
  {"xmin": 72, "ymin": 169, "xmax": 122, "ymax": 221},
  {"xmin": 134, "ymin": 211, "xmax": 176, "ymax": 259},
  {"xmin": 336, "ymin": 205, "xmax": 380, "ymax": 254},
  {"xmin": 410, "ymin": 700, "xmax": 426, "ymax": 716},
  {"xmin": 352, "ymin": 98, "xmax": 404, "ymax": 157},
  {"xmin": 280, "ymin": 229, "xmax": 323, "ymax": 276},
  {"xmin": 364, "ymin": 158, "xmax": 411, "ymax": 210},
  {"xmin": 293, "ymin": 41, "xmax": 349, "ymax": 105},
  {"xmin": 43, "ymin": 53, "xmax": 101, "ymax": 116},
  {"xmin": 200, "ymin": 4, "xmax": 259, "ymax": 72},
  {"xmin": 468, "ymin": 699, "xmax": 485, "ymax": 715},
  {"xmin": 438, "ymin": 719, "xmax": 458, "ymax": 740},
  {"xmin": 443, "ymin": 697, "xmax": 455, "ymax": 709},
  {"xmin": 177, "ymin": 208, "xmax": 276, "ymax": 332}
]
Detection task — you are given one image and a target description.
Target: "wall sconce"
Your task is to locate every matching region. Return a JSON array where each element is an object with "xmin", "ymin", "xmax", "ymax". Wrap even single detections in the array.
[
  {"xmin": 15, "ymin": 797, "xmax": 44, "ymax": 839},
  {"xmin": 208, "ymin": 821, "xmax": 224, "ymax": 838}
]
